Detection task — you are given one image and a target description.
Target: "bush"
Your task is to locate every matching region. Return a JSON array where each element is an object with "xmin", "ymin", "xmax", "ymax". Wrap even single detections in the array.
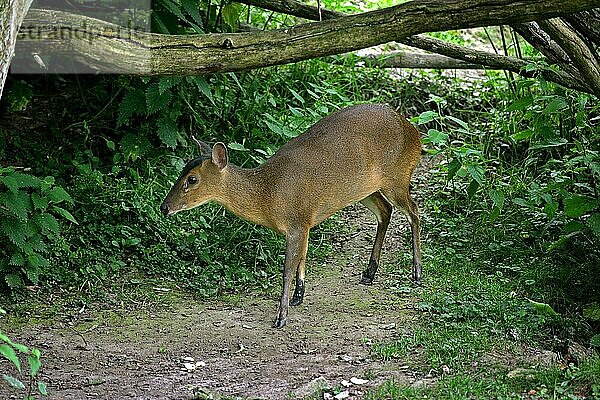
[{"xmin": 0, "ymin": 168, "xmax": 76, "ymax": 291}]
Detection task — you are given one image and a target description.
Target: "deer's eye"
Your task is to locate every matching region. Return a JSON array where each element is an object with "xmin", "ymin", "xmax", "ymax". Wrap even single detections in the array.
[{"xmin": 187, "ymin": 176, "xmax": 198, "ymax": 185}]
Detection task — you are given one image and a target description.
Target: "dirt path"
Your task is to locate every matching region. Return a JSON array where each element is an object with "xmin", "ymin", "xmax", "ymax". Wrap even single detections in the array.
[{"xmin": 1, "ymin": 203, "xmax": 425, "ymax": 400}]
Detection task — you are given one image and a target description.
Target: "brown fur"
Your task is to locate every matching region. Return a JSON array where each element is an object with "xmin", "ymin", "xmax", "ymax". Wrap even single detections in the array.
[{"xmin": 161, "ymin": 103, "xmax": 422, "ymax": 328}]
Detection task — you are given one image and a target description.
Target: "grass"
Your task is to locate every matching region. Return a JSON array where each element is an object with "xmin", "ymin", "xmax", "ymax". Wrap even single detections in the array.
[{"xmin": 366, "ymin": 193, "xmax": 600, "ymax": 399}]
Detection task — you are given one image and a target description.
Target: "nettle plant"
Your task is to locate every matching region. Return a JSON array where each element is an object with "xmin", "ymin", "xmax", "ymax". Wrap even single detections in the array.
[{"xmin": 0, "ymin": 167, "xmax": 76, "ymax": 290}]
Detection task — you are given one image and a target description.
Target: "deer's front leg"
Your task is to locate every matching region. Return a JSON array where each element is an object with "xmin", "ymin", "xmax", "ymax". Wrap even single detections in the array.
[{"xmin": 274, "ymin": 228, "xmax": 309, "ymax": 329}]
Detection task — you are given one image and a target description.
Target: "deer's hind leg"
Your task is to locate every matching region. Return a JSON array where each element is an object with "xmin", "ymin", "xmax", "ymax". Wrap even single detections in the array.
[
  {"xmin": 359, "ymin": 192, "xmax": 393, "ymax": 284},
  {"xmin": 381, "ymin": 186, "xmax": 422, "ymax": 282}
]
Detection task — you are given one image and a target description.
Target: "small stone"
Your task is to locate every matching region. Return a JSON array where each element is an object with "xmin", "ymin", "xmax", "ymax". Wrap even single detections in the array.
[
  {"xmin": 350, "ymin": 377, "xmax": 369, "ymax": 385},
  {"xmin": 183, "ymin": 362, "xmax": 197, "ymax": 371},
  {"xmin": 334, "ymin": 391, "xmax": 350, "ymax": 399}
]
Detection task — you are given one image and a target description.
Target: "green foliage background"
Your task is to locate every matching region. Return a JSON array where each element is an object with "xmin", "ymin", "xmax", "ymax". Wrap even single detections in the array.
[{"xmin": 0, "ymin": 0, "xmax": 599, "ymax": 397}]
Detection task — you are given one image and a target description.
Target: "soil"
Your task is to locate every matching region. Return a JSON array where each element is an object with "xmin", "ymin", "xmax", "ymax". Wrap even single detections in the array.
[{"xmin": 0, "ymin": 202, "xmax": 426, "ymax": 400}]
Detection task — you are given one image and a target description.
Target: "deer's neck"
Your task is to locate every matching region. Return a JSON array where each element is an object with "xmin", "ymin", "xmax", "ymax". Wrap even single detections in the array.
[{"xmin": 215, "ymin": 165, "xmax": 279, "ymax": 232}]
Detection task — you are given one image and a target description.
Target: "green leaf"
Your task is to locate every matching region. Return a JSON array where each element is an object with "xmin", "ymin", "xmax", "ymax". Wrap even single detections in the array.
[
  {"xmin": 157, "ymin": 117, "xmax": 179, "ymax": 148},
  {"xmin": 425, "ymin": 129, "xmax": 448, "ymax": 146},
  {"xmin": 117, "ymin": 88, "xmax": 146, "ymax": 127},
  {"xmin": 0, "ymin": 175, "xmax": 19, "ymax": 193},
  {"xmin": 510, "ymin": 129, "xmax": 533, "ymax": 142},
  {"xmin": 528, "ymin": 299, "xmax": 558, "ymax": 316},
  {"xmin": 11, "ymin": 172, "xmax": 41, "ymax": 189},
  {"xmin": 513, "ymin": 198, "xmax": 532, "ymax": 208},
  {"xmin": 564, "ymin": 194, "xmax": 598, "ymax": 218},
  {"xmin": 591, "ymin": 334, "xmax": 600, "ymax": 348},
  {"xmin": 228, "ymin": 142, "xmax": 247, "ymax": 151},
  {"xmin": 181, "ymin": 0, "xmax": 205, "ymax": 31},
  {"xmin": 158, "ymin": 77, "xmax": 182, "ymax": 95},
  {"xmin": 189, "ymin": 77, "xmax": 214, "ymax": 105},
  {"xmin": 222, "ymin": 2, "xmax": 242, "ymax": 31},
  {"xmin": 288, "ymin": 88, "xmax": 305, "ymax": 104},
  {"xmin": 543, "ymin": 96, "xmax": 567, "ymax": 114},
  {"xmin": 416, "ymin": 110, "xmax": 438, "ymax": 125},
  {"xmin": 447, "ymin": 158, "xmax": 461, "ymax": 181},
  {"xmin": 2, "ymin": 374, "xmax": 25, "ymax": 390},
  {"xmin": 587, "ymin": 213, "xmax": 600, "ymax": 238},
  {"xmin": 489, "ymin": 189, "xmax": 505, "ymax": 209},
  {"xmin": 544, "ymin": 200, "xmax": 559, "ymax": 220},
  {"xmin": 467, "ymin": 179, "xmax": 479, "ymax": 198},
  {"xmin": 507, "ymin": 95, "xmax": 533, "ymax": 112},
  {"xmin": 52, "ymin": 206, "xmax": 78, "ymax": 225},
  {"xmin": 38, "ymin": 381, "xmax": 48, "ymax": 395},
  {"xmin": 445, "ymin": 115, "xmax": 469, "ymax": 130},
  {"xmin": 26, "ymin": 263, "xmax": 40, "ymax": 285},
  {"xmin": 9, "ymin": 252, "xmax": 25, "ymax": 266},
  {"xmin": 467, "ymin": 164, "xmax": 485, "ymax": 185},
  {"xmin": 5, "ymin": 274, "xmax": 24, "ymax": 290},
  {"xmin": 583, "ymin": 303, "xmax": 600, "ymax": 321},
  {"xmin": 46, "ymin": 186, "xmax": 73, "ymax": 204},
  {"xmin": 564, "ymin": 220, "xmax": 584, "ymax": 234},
  {"xmin": 35, "ymin": 213, "xmax": 60, "ymax": 235},
  {"xmin": 146, "ymin": 82, "xmax": 172, "ymax": 114},
  {"xmin": 0, "ymin": 344, "xmax": 21, "ymax": 371},
  {"xmin": 28, "ymin": 253, "xmax": 47, "ymax": 269},
  {"xmin": 529, "ymin": 138, "xmax": 568, "ymax": 150},
  {"xmin": 1, "ymin": 191, "xmax": 29, "ymax": 221},
  {"xmin": 28, "ymin": 351, "xmax": 41, "ymax": 376},
  {"xmin": 161, "ymin": 0, "xmax": 189, "ymax": 22},
  {"xmin": 2, "ymin": 218, "xmax": 27, "ymax": 249},
  {"xmin": 31, "ymin": 192, "xmax": 49, "ymax": 211}
]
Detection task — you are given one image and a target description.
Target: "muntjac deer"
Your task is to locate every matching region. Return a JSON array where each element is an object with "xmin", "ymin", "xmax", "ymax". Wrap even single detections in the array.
[{"xmin": 161, "ymin": 103, "xmax": 422, "ymax": 328}]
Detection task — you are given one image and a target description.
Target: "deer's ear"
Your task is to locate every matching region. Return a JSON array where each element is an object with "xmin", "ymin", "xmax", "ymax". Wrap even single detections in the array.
[
  {"xmin": 192, "ymin": 136, "xmax": 212, "ymax": 156},
  {"xmin": 212, "ymin": 142, "xmax": 228, "ymax": 170}
]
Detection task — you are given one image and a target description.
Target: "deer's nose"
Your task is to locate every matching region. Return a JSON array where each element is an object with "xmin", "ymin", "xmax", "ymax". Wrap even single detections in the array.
[{"xmin": 160, "ymin": 202, "xmax": 170, "ymax": 216}]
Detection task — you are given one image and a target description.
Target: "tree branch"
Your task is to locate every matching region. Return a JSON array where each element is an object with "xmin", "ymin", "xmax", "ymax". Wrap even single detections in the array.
[
  {"xmin": 537, "ymin": 18, "xmax": 600, "ymax": 95},
  {"xmin": 399, "ymin": 34, "xmax": 588, "ymax": 93},
  {"xmin": 236, "ymin": 0, "xmax": 599, "ymax": 95},
  {"xmin": 16, "ymin": 0, "xmax": 600, "ymax": 77}
]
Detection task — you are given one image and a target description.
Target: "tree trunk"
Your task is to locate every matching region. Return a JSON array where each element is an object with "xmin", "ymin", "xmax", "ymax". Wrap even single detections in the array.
[
  {"xmin": 0, "ymin": 0, "xmax": 32, "ymax": 99},
  {"xmin": 16, "ymin": 0, "xmax": 599, "ymax": 78}
]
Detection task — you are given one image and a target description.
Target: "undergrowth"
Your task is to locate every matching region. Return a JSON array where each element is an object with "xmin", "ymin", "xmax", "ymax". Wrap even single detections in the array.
[{"xmin": 1, "ymin": 35, "xmax": 599, "ymax": 400}]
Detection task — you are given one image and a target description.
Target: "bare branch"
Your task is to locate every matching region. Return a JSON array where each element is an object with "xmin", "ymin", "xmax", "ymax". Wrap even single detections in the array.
[{"xmin": 399, "ymin": 34, "xmax": 588, "ymax": 93}]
